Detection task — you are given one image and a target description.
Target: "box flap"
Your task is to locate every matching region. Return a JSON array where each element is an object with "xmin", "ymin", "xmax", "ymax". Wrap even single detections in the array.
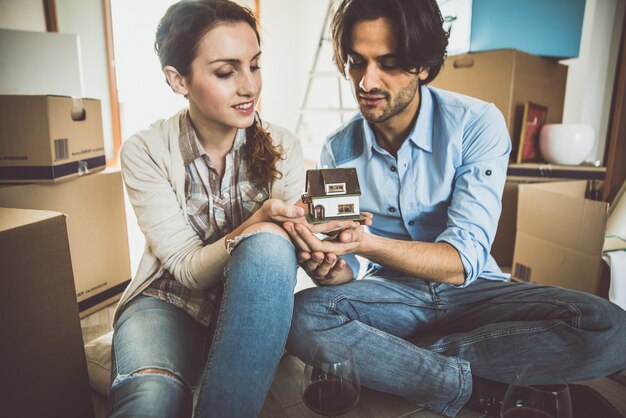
[
  {"xmin": 603, "ymin": 236, "xmax": 626, "ymax": 253},
  {"xmin": 517, "ymin": 181, "xmax": 608, "ymax": 256},
  {"xmin": 0, "ymin": 207, "xmax": 63, "ymax": 232},
  {"xmin": 519, "ymin": 180, "xmax": 587, "ymax": 198}
]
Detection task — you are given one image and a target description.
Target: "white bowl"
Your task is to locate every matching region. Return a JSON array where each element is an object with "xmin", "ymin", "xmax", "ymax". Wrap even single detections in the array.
[{"xmin": 539, "ymin": 124, "xmax": 595, "ymax": 165}]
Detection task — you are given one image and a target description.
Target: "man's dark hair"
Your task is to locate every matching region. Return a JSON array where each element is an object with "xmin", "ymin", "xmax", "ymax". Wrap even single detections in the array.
[{"xmin": 331, "ymin": 0, "xmax": 449, "ymax": 84}]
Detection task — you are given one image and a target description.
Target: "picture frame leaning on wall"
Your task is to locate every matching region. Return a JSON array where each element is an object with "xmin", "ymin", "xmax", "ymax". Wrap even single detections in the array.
[{"xmin": 516, "ymin": 101, "xmax": 548, "ymax": 163}]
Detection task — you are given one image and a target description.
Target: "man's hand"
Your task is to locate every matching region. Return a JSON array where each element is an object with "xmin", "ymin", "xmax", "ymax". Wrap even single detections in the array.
[
  {"xmin": 283, "ymin": 214, "xmax": 371, "ymax": 285},
  {"xmin": 297, "ymin": 250, "xmax": 353, "ymax": 286},
  {"xmin": 283, "ymin": 218, "xmax": 369, "ymax": 255}
]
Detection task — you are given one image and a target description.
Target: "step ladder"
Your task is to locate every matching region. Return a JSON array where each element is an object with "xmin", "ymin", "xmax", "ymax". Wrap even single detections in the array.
[{"xmin": 296, "ymin": 0, "xmax": 358, "ymax": 165}]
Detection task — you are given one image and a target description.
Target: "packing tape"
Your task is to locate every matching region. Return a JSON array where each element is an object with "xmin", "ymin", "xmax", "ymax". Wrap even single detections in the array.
[{"xmin": 71, "ymin": 96, "xmax": 86, "ymax": 121}]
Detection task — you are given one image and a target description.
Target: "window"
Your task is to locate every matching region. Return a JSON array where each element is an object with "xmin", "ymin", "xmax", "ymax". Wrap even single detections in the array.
[
  {"xmin": 325, "ymin": 183, "xmax": 346, "ymax": 194},
  {"xmin": 338, "ymin": 204, "xmax": 354, "ymax": 214}
]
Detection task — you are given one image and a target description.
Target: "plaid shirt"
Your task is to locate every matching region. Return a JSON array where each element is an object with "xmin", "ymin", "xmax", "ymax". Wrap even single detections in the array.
[{"xmin": 143, "ymin": 112, "xmax": 269, "ymax": 326}]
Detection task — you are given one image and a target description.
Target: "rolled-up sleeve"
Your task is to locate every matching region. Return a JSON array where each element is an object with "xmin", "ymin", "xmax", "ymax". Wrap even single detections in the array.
[{"xmin": 436, "ymin": 104, "xmax": 511, "ymax": 286}]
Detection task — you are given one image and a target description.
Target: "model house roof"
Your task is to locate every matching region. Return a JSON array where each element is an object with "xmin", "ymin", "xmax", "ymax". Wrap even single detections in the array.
[{"xmin": 306, "ymin": 168, "xmax": 361, "ymax": 197}]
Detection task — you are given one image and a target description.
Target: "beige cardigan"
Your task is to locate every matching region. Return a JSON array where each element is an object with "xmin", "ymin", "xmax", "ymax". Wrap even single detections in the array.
[{"xmin": 115, "ymin": 111, "xmax": 305, "ymax": 321}]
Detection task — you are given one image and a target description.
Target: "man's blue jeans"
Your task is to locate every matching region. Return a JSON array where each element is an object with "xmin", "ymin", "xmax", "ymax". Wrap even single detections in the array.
[
  {"xmin": 107, "ymin": 232, "xmax": 297, "ymax": 418},
  {"xmin": 286, "ymin": 267, "xmax": 626, "ymax": 417}
]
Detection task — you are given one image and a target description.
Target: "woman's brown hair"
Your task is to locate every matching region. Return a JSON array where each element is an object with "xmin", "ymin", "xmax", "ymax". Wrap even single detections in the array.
[{"xmin": 155, "ymin": 0, "xmax": 282, "ymax": 187}]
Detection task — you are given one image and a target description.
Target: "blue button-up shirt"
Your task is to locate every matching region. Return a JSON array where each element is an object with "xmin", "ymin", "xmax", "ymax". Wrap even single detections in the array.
[{"xmin": 320, "ymin": 86, "xmax": 511, "ymax": 286}]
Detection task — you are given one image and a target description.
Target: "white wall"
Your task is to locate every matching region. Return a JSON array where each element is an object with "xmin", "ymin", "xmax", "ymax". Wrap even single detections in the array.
[
  {"xmin": 110, "ymin": 0, "xmax": 187, "ymax": 143},
  {"xmin": 55, "ymin": 0, "xmax": 114, "ymax": 161},
  {"xmin": 0, "ymin": 0, "xmax": 45, "ymax": 31},
  {"xmin": 561, "ymin": 0, "xmax": 625, "ymax": 163},
  {"xmin": 261, "ymin": 0, "xmax": 354, "ymax": 165}
]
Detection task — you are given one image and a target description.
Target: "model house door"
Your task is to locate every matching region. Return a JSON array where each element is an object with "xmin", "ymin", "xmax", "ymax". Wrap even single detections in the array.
[{"xmin": 314, "ymin": 205, "xmax": 325, "ymax": 220}]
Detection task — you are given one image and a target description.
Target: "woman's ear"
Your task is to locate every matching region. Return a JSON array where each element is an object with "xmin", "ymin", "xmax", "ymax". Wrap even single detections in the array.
[{"xmin": 163, "ymin": 65, "xmax": 189, "ymax": 96}]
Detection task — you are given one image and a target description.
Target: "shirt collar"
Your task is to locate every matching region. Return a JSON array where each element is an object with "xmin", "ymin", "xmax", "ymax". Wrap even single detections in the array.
[
  {"xmin": 408, "ymin": 85, "xmax": 433, "ymax": 153},
  {"xmin": 361, "ymin": 85, "xmax": 434, "ymax": 159},
  {"xmin": 179, "ymin": 110, "xmax": 247, "ymax": 165}
]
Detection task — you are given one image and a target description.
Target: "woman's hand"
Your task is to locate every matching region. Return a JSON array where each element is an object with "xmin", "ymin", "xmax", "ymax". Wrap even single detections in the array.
[
  {"xmin": 260, "ymin": 199, "xmax": 366, "ymax": 235},
  {"xmin": 258, "ymin": 198, "xmax": 306, "ymax": 222}
]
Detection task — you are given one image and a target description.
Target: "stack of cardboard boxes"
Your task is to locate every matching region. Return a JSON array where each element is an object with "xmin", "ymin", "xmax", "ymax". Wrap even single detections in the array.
[
  {"xmin": 0, "ymin": 95, "xmax": 131, "ymax": 316},
  {"xmin": 0, "ymin": 29, "xmax": 131, "ymax": 418},
  {"xmin": 431, "ymin": 1, "xmax": 622, "ymax": 296}
]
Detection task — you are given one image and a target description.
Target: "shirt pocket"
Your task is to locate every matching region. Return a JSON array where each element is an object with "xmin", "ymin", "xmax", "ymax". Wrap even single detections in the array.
[{"xmin": 240, "ymin": 182, "xmax": 269, "ymax": 218}]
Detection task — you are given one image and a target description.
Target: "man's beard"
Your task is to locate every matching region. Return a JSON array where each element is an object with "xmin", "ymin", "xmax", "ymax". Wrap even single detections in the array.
[{"xmin": 359, "ymin": 77, "xmax": 419, "ymax": 124}]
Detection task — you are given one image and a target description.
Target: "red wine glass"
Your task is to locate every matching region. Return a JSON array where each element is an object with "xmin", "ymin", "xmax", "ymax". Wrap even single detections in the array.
[
  {"xmin": 500, "ymin": 366, "xmax": 572, "ymax": 418},
  {"xmin": 301, "ymin": 342, "xmax": 361, "ymax": 416}
]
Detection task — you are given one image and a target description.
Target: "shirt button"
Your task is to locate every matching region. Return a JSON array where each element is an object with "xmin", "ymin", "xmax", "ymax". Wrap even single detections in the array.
[
  {"xmin": 388, "ymin": 207, "xmax": 396, "ymax": 213},
  {"xmin": 223, "ymin": 192, "xmax": 230, "ymax": 199},
  {"xmin": 408, "ymin": 220, "xmax": 415, "ymax": 226},
  {"xmin": 390, "ymin": 166, "xmax": 397, "ymax": 172}
]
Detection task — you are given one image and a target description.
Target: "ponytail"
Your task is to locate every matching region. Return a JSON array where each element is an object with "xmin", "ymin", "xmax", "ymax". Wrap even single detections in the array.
[{"xmin": 244, "ymin": 116, "xmax": 283, "ymax": 188}]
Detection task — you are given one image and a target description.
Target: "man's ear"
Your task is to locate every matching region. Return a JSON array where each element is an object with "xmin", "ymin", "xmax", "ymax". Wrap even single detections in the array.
[
  {"xmin": 163, "ymin": 65, "xmax": 189, "ymax": 96},
  {"xmin": 418, "ymin": 67, "xmax": 430, "ymax": 81}
]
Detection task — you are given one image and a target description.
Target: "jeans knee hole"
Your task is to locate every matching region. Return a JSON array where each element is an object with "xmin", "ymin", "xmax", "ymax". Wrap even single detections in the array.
[
  {"xmin": 124, "ymin": 368, "xmax": 190, "ymax": 391},
  {"xmin": 226, "ymin": 230, "xmax": 293, "ymax": 253},
  {"xmin": 132, "ymin": 368, "xmax": 179, "ymax": 379}
]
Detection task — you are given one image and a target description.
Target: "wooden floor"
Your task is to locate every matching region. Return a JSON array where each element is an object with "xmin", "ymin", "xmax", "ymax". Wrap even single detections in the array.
[
  {"xmin": 259, "ymin": 353, "xmax": 485, "ymax": 418},
  {"xmin": 81, "ymin": 302, "xmax": 626, "ymax": 418},
  {"xmin": 259, "ymin": 353, "xmax": 626, "ymax": 418}
]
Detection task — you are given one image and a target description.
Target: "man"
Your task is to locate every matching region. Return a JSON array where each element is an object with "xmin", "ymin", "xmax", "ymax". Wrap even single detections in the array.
[{"xmin": 284, "ymin": 0, "xmax": 626, "ymax": 416}]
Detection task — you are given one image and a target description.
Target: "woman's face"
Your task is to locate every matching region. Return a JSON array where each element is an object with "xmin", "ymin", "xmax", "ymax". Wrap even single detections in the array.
[{"xmin": 183, "ymin": 22, "xmax": 262, "ymax": 134}]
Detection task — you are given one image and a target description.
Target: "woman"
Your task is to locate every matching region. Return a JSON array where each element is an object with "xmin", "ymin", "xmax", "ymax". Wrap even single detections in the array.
[{"xmin": 107, "ymin": 1, "xmax": 354, "ymax": 417}]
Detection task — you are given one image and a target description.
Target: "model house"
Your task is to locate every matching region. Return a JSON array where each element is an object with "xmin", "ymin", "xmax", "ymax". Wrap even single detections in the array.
[{"xmin": 301, "ymin": 168, "xmax": 365, "ymax": 223}]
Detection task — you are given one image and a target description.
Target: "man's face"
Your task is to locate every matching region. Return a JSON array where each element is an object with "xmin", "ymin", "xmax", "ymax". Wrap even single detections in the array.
[{"xmin": 347, "ymin": 18, "xmax": 428, "ymax": 125}]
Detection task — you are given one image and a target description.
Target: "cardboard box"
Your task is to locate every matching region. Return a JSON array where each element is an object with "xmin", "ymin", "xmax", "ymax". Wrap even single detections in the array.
[
  {"xmin": 493, "ymin": 168, "xmax": 607, "ymax": 269},
  {"xmin": 492, "ymin": 178, "xmax": 548, "ymax": 269},
  {"xmin": 430, "ymin": 49, "xmax": 568, "ymax": 143},
  {"xmin": 0, "ymin": 169, "xmax": 131, "ymax": 316},
  {"xmin": 0, "ymin": 208, "xmax": 93, "ymax": 418},
  {"xmin": 0, "ymin": 95, "xmax": 106, "ymax": 183},
  {"xmin": 0, "ymin": 29, "xmax": 84, "ymax": 97},
  {"xmin": 491, "ymin": 181, "xmax": 520, "ymax": 269},
  {"xmin": 470, "ymin": 0, "xmax": 585, "ymax": 58},
  {"xmin": 511, "ymin": 181, "xmax": 609, "ymax": 295}
]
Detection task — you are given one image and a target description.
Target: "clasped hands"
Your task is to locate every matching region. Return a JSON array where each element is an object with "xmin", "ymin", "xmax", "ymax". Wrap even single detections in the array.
[{"xmin": 258, "ymin": 199, "xmax": 372, "ymax": 286}]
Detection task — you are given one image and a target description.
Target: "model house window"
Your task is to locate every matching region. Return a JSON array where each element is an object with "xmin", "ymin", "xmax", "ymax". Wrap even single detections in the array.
[
  {"xmin": 325, "ymin": 183, "xmax": 346, "ymax": 194},
  {"xmin": 338, "ymin": 204, "xmax": 354, "ymax": 214}
]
